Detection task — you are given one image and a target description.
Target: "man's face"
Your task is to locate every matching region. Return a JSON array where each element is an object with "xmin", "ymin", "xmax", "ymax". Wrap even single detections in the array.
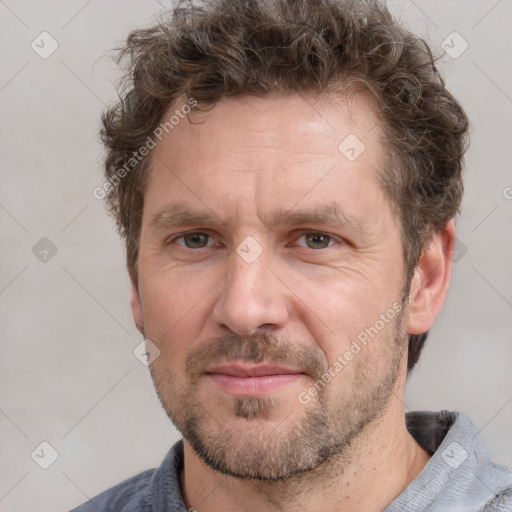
[{"xmin": 133, "ymin": 93, "xmax": 410, "ymax": 480}]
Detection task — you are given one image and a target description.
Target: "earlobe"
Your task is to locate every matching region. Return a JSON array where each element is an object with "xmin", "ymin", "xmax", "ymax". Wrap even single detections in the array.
[
  {"xmin": 130, "ymin": 284, "xmax": 144, "ymax": 334},
  {"xmin": 406, "ymin": 220, "xmax": 456, "ymax": 335}
]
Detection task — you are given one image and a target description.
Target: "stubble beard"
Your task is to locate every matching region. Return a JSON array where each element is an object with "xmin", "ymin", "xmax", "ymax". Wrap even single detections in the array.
[{"xmin": 149, "ymin": 306, "xmax": 407, "ymax": 482}]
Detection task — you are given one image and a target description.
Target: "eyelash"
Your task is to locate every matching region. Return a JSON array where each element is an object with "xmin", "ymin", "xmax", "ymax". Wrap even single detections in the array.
[{"xmin": 167, "ymin": 230, "xmax": 340, "ymax": 250}]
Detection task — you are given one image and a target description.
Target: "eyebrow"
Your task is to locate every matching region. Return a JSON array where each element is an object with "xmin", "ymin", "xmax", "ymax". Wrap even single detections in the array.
[{"xmin": 148, "ymin": 203, "xmax": 370, "ymax": 234}]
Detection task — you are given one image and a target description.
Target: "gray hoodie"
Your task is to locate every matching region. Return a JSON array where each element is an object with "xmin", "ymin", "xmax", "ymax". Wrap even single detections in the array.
[{"xmin": 71, "ymin": 410, "xmax": 512, "ymax": 511}]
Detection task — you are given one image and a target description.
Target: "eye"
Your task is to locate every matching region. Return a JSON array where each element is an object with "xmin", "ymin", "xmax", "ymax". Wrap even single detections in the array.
[
  {"xmin": 168, "ymin": 231, "xmax": 338, "ymax": 251},
  {"xmin": 171, "ymin": 232, "xmax": 215, "ymax": 249},
  {"xmin": 296, "ymin": 232, "xmax": 336, "ymax": 250}
]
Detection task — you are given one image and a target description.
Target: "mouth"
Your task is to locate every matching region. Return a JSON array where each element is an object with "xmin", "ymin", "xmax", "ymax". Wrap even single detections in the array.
[{"xmin": 205, "ymin": 363, "xmax": 305, "ymax": 396}]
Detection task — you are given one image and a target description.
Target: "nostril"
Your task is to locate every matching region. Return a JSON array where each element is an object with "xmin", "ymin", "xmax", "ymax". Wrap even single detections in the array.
[{"xmin": 255, "ymin": 323, "xmax": 277, "ymax": 334}]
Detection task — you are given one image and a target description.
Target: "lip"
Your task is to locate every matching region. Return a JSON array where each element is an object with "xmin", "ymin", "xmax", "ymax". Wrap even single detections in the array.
[
  {"xmin": 206, "ymin": 363, "xmax": 302, "ymax": 377},
  {"xmin": 205, "ymin": 363, "xmax": 304, "ymax": 396}
]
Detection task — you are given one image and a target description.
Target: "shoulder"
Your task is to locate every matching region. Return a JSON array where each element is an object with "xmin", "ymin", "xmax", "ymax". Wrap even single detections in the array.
[
  {"xmin": 482, "ymin": 464, "xmax": 512, "ymax": 512},
  {"xmin": 69, "ymin": 469, "xmax": 155, "ymax": 512},
  {"xmin": 69, "ymin": 440, "xmax": 186, "ymax": 512}
]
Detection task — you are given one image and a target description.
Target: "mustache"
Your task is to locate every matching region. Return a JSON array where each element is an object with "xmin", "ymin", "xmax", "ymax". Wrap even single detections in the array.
[{"xmin": 186, "ymin": 332, "xmax": 329, "ymax": 382}]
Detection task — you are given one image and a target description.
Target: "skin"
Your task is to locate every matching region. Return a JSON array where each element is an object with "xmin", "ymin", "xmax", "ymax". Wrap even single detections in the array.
[{"xmin": 131, "ymin": 92, "xmax": 456, "ymax": 511}]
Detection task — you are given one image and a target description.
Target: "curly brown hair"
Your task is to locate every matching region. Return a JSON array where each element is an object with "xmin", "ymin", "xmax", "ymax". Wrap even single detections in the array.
[{"xmin": 100, "ymin": 0, "xmax": 469, "ymax": 373}]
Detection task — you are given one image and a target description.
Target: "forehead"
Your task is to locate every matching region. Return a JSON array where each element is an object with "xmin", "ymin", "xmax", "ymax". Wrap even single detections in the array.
[
  {"xmin": 144, "ymin": 91, "xmax": 390, "ymax": 228},
  {"xmin": 155, "ymin": 91, "xmax": 382, "ymax": 162}
]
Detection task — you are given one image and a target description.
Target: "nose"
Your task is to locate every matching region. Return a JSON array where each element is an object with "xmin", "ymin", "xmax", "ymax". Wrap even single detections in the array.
[{"xmin": 211, "ymin": 250, "xmax": 290, "ymax": 336}]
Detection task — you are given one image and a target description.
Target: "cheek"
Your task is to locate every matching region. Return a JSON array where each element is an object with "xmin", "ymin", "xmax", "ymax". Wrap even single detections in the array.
[
  {"xmin": 138, "ymin": 265, "xmax": 219, "ymax": 353},
  {"xmin": 297, "ymin": 270, "xmax": 402, "ymax": 362}
]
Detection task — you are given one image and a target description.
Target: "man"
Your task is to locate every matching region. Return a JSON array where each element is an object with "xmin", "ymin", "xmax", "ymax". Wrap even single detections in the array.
[{"xmin": 74, "ymin": 0, "xmax": 512, "ymax": 510}]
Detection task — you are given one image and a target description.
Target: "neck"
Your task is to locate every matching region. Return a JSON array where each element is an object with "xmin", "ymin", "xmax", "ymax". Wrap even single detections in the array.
[{"xmin": 180, "ymin": 397, "xmax": 431, "ymax": 512}]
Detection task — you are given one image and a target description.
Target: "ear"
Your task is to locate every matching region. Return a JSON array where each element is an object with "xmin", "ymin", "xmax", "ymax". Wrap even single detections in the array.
[
  {"xmin": 130, "ymin": 281, "xmax": 144, "ymax": 335},
  {"xmin": 406, "ymin": 220, "xmax": 456, "ymax": 335}
]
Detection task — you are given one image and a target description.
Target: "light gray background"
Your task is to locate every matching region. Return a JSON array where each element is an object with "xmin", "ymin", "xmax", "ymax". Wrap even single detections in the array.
[{"xmin": 0, "ymin": 1, "xmax": 511, "ymax": 510}]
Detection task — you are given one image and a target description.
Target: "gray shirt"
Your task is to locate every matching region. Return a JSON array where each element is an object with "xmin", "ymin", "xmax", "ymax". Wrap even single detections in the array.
[{"xmin": 71, "ymin": 410, "xmax": 512, "ymax": 511}]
